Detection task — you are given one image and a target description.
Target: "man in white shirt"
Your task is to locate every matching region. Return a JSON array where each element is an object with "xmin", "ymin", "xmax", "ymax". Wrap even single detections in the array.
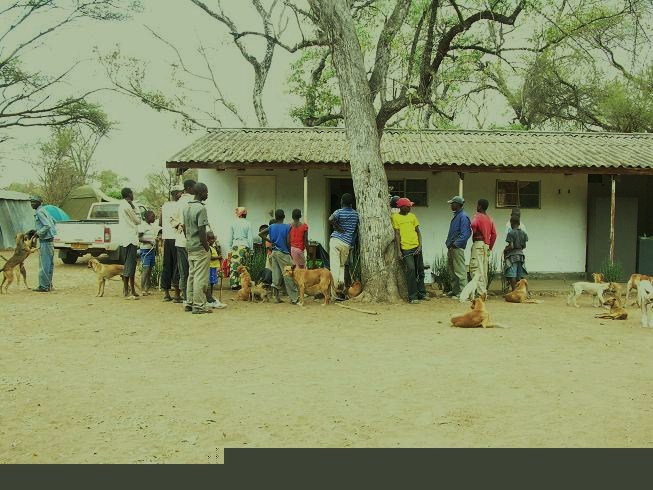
[
  {"xmin": 160, "ymin": 185, "xmax": 183, "ymax": 302},
  {"xmin": 118, "ymin": 187, "xmax": 142, "ymax": 299},
  {"xmin": 169, "ymin": 179, "xmax": 196, "ymax": 303}
]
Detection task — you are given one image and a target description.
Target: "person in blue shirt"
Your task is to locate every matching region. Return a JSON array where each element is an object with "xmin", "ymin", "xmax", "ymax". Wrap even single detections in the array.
[
  {"xmin": 258, "ymin": 209, "xmax": 299, "ymax": 304},
  {"xmin": 30, "ymin": 196, "xmax": 57, "ymax": 292},
  {"xmin": 445, "ymin": 195, "xmax": 472, "ymax": 298}
]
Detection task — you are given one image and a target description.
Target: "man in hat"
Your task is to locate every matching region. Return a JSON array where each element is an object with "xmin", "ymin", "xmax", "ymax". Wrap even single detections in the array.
[
  {"xmin": 160, "ymin": 184, "xmax": 183, "ymax": 302},
  {"xmin": 392, "ymin": 197, "xmax": 429, "ymax": 304},
  {"xmin": 30, "ymin": 196, "xmax": 56, "ymax": 292},
  {"xmin": 118, "ymin": 187, "xmax": 141, "ymax": 299},
  {"xmin": 445, "ymin": 195, "xmax": 471, "ymax": 298},
  {"xmin": 169, "ymin": 179, "xmax": 196, "ymax": 304},
  {"xmin": 470, "ymin": 198, "xmax": 497, "ymax": 295}
]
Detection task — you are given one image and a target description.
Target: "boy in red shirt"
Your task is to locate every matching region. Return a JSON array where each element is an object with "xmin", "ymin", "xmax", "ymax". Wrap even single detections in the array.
[
  {"xmin": 289, "ymin": 209, "xmax": 309, "ymax": 269},
  {"xmin": 470, "ymin": 198, "xmax": 497, "ymax": 295}
]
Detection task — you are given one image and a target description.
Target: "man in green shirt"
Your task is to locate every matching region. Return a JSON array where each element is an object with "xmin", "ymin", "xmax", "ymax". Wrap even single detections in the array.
[{"xmin": 183, "ymin": 182, "xmax": 212, "ymax": 315}]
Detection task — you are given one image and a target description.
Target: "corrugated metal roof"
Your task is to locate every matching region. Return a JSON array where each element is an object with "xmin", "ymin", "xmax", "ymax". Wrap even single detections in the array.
[
  {"xmin": 167, "ymin": 128, "xmax": 653, "ymax": 172},
  {"xmin": 0, "ymin": 189, "xmax": 31, "ymax": 201}
]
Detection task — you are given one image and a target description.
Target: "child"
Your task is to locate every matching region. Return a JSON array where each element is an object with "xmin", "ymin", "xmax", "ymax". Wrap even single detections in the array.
[
  {"xmin": 207, "ymin": 231, "xmax": 227, "ymax": 309},
  {"xmin": 504, "ymin": 216, "xmax": 529, "ymax": 291},
  {"xmin": 258, "ymin": 224, "xmax": 273, "ymax": 286},
  {"xmin": 138, "ymin": 210, "xmax": 159, "ymax": 296},
  {"xmin": 289, "ymin": 209, "xmax": 309, "ymax": 268}
]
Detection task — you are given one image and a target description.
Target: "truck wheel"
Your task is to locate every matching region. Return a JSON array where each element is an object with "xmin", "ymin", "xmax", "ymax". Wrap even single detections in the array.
[{"xmin": 61, "ymin": 252, "xmax": 79, "ymax": 265}]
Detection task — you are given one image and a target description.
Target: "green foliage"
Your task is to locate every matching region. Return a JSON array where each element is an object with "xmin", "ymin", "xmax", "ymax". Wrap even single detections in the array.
[
  {"xmin": 487, "ymin": 253, "xmax": 500, "ymax": 291},
  {"xmin": 241, "ymin": 249, "xmax": 267, "ymax": 284},
  {"xmin": 7, "ymin": 181, "xmax": 42, "ymax": 196},
  {"xmin": 432, "ymin": 252, "xmax": 452, "ymax": 293},
  {"xmin": 600, "ymin": 257, "xmax": 625, "ymax": 283}
]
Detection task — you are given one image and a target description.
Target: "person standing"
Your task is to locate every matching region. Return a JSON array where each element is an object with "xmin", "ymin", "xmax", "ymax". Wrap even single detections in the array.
[
  {"xmin": 289, "ymin": 209, "xmax": 309, "ymax": 269},
  {"xmin": 30, "ymin": 196, "xmax": 56, "ymax": 293},
  {"xmin": 160, "ymin": 185, "xmax": 183, "ymax": 302},
  {"xmin": 445, "ymin": 195, "xmax": 471, "ymax": 299},
  {"xmin": 470, "ymin": 198, "xmax": 497, "ymax": 295},
  {"xmin": 392, "ymin": 197, "xmax": 429, "ymax": 304},
  {"xmin": 258, "ymin": 209, "xmax": 299, "ymax": 304},
  {"xmin": 228, "ymin": 207, "xmax": 254, "ymax": 289},
  {"xmin": 138, "ymin": 210, "xmax": 159, "ymax": 296},
  {"xmin": 170, "ymin": 179, "xmax": 196, "ymax": 304},
  {"xmin": 183, "ymin": 182, "xmax": 212, "ymax": 315},
  {"xmin": 504, "ymin": 216, "xmax": 529, "ymax": 291},
  {"xmin": 504, "ymin": 208, "xmax": 527, "ymax": 235},
  {"xmin": 118, "ymin": 187, "xmax": 142, "ymax": 300},
  {"xmin": 328, "ymin": 193, "xmax": 359, "ymax": 291}
]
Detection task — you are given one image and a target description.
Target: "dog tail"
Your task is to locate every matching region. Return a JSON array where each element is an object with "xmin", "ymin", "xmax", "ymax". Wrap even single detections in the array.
[{"xmin": 487, "ymin": 323, "xmax": 510, "ymax": 328}]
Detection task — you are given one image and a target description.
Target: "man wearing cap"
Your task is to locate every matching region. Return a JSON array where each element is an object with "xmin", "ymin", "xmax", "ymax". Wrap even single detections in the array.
[
  {"xmin": 470, "ymin": 199, "xmax": 497, "ymax": 295},
  {"xmin": 445, "ymin": 195, "xmax": 471, "ymax": 298},
  {"xmin": 160, "ymin": 185, "xmax": 183, "ymax": 302},
  {"xmin": 30, "ymin": 196, "xmax": 56, "ymax": 292},
  {"xmin": 392, "ymin": 197, "xmax": 429, "ymax": 304},
  {"xmin": 169, "ymin": 179, "xmax": 196, "ymax": 304}
]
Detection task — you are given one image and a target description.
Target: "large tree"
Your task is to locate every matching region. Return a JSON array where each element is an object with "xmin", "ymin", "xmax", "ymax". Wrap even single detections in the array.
[{"xmin": 0, "ymin": 0, "xmax": 139, "ymax": 140}]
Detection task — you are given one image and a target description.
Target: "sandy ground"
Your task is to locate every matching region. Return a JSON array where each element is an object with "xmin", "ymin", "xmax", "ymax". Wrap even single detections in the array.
[{"xmin": 1, "ymin": 253, "xmax": 653, "ymax": 462}]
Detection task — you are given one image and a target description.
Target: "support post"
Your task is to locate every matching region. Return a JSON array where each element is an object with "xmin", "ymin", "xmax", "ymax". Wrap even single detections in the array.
[
  {"xmin": 457, "ymin": 172, "xmax": 464, "ymax": 198},
  {"xmin": 303, "ymin": 169, "xmax": 309, "ymax": 225},
  {"xmin": 610, "ymin": 175, "xmax": 616, "ymax": 264}
]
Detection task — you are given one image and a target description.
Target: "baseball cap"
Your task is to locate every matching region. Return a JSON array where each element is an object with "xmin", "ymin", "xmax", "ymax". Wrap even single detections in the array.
[
  {"xmin": 171, "ymin": 184, "xmax": 184, "ymax": 192},
  {"xmin": 396, "ymin": 197, "xmax": 414, "ymax": 207},
  {"xmin": 447, "ymin": 195, "xmax": 465, "ymax": 205}
]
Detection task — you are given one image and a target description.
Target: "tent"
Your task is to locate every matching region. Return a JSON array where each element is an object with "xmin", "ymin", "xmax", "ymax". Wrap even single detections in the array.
[
  {"xmin": 0, "ymin": 190, "xmax": 35, "ymax": 250},
  {"xmin": 60, "ymin": 185, "xmax": 117, "ymax": 220},
  {"xmin": 42, "ymin": 205, "xmax": 71, "ymax": 222}
]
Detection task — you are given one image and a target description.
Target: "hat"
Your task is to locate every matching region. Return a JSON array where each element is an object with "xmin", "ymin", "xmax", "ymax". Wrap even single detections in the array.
[
  {"xmin": 396, "ymin": 197, "xmax": 414, "ymax": 208},
  {"xmin": 171, "ymin": 184, "xmax": 184, "ymax": 193},
  {"xmin": 447, "ymin": 195, "xmax": 465, "ymax": 205},
  {"xmin": 29, "ymin": 195, "xmax": 43, "ymax": 203}
]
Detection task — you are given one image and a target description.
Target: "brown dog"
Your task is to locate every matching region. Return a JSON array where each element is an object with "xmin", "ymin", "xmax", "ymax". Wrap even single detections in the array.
[
  {"xmin": 88, "ymin": 257, "xmax": 125, "ymax": 297},
  {"xmin": 450, "ymin": 295, "xmax": 505, "ymax": 328},
  {"xmin": 592, "ymin": 273, "xmax": 605, "ymax": 283},
  {"xmin": 625, "ymin": 273, "xmax": 652, "ymax": 306},
  {"xmin": 595, "ymin": 297, "xmax": 628, "ymax": 320},
  {"xmin": 251, "ymin": 281, "xmax": 270, "ymax": 302},
  {"xmin": 283, "ymin": 265, "xmax": 335, "ymax": 306},
  {"xmin": 1, "ymin": 232, "xmax": 39, "ymax": 293},
  {"xmin": 504, "ymin": 279, "xmax": 543, "ymax": 304},
  {"xmin": 232, "ymin": 265, "xmax": 252, "ymax": 301}
]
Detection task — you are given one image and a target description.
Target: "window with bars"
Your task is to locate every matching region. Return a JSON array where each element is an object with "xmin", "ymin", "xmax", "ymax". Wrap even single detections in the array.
[
  {"xmin": 388, "ymin": 179, "xmax": 428, "ymax": 206},
  {"xmin": 496, "ymin": 180, "xmax": 541, "ymax": 209}
]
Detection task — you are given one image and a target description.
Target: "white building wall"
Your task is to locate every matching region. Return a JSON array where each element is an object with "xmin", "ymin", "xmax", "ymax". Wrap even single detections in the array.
[{"xmin": 199, "ymin": 168, "xmax": 588, "ymax": 273}]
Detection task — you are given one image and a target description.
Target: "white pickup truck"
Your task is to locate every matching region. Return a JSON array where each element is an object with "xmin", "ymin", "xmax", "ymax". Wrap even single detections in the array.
[{"xmin": 54, "ymin": 201, "xmax": 149, "ymax": 264}]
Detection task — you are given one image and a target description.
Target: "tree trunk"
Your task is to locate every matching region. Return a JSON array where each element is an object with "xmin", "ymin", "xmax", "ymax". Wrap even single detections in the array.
[{"xmin": 308, "ymin": 0, "xmax": 404, "ymax": 302}]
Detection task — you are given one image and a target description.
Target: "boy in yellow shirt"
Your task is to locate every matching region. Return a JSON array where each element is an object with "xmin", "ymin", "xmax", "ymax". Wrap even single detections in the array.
[{"xmin": 392, "ymin": 198, "xmax": 429, "ymax": 304}]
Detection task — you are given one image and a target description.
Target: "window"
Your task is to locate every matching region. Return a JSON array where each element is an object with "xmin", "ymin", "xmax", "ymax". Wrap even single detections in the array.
[
  {"xmin": 496, "ymin": 180, "xmax": 541, "ymax": 209},
  {"xmin": 388, "ymin": 178, "xmax": 428, "ymax": 206}
]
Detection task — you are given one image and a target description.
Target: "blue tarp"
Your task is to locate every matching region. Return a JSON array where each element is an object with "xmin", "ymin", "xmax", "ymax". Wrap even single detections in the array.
[
  {"xmin": 0, "ymin": 190, "xmax": 35, "ymax": 249},
  {"xmin": 42, "ymin": 205, "xmax": 71, "ymax": 222}
]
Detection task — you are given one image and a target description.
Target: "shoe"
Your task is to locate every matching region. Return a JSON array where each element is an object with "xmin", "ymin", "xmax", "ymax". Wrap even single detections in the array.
[
  {"xmin": 172, "ymin": 297, "xmax": 183, "ymax": 304},
  {"xmin": 446, "ymin": 291, "xmax": 456, "ymax": 297},
  {"xmin": 192, "ymin": 307, "xmax": 213, "ymax": 314},
  {"xmin": 409, "ymin": 299, "xmax": 421, "ymax": 304},
  {"xmin": 450, "ymin": 295, "xmax": 459, "ymax": 300},
  {"xmin": 32, "ymin": 287, "xmax": 49, "ymax": 293},
  {"xmin": 163, "ymin": 296, "xmax": 173, "ymax": 302},
  {"xmin": 125, "ymin": 295, "xmax": 139, "ymax": 300},
  {"xmin": 184, "ymin": 305, "xmax": 193, "ymax": 312},
  {"xmin": 418, "ymin": 295, "xmax": 431, "ymax": 301},
  {"xmin": 209, "ymin": 301, "xmax": 227, "ymax": 309}
]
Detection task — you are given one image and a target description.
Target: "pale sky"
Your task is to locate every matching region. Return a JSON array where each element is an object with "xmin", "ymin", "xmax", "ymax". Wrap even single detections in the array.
[{"xmin": 0, "ymin": 0, "xmax": 300, "ymax": 189}]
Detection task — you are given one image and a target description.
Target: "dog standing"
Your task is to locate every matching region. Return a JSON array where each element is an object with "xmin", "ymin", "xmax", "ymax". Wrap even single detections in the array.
[
  {"xmin": 625, "ymin": 273, "xmax": 652, "ymax": 306},
  {"xmin": 595, "ymin": 297, "xmax": 628, "ymax": 320},
  {"xmin": 88, "ymin": 257, "xmax": 125, "ymax": 297},
  {"xmin": 232, "ymin": 265, "xmax": 252, "ymax": 301},
  {"xmin": 637, "ymin": 280, "xmax": 653, "ymax": 327},
  {"xmin": 566, "ymin": 281, "xmax": 615, "ymax": 308},
  {"xmin": 283, "ymin": 265, "xmax": 335, "ymax": 306},
  {"xmin": 1, "ymin": 232, "xmax": 40, "ymax": 293}
]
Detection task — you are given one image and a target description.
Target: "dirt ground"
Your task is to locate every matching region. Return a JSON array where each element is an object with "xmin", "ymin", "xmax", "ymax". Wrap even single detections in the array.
[{"xmin": 1, "ymin": 253, "xmax": 653, "ymax": 462}]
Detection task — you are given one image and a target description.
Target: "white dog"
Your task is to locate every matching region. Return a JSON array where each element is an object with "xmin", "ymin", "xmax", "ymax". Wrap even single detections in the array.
[
  {"xmin": 637, "ymin": 280, "xmax": 653, "ymax": 327},
  {"xmin": 459, "ymin": 271, "xmax": 481, "ymax": 303},
  {"xmin": 566, "ymin": 281, "xmax": 615, "ymax": 308}
]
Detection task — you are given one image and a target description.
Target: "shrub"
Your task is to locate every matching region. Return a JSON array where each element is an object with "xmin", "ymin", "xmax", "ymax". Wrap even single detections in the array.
[
  {"xmin": 241, "ymin": 248, "xmax": 267, "ymax": 283},
  {"xmin": 487, "ymin": 253, "xmax": 501, "ymax": 291},
  {"xmin": 600, "ymin": 257, "xmax": 625, "ymax": 283},
  {"xmin": 432, "ymin": 252, "xmax": 452, "ymax": 292}
]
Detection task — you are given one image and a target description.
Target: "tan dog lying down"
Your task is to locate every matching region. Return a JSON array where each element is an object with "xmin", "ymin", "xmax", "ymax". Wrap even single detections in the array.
[
  {"xmin": 595, "ymin": 297, "xmax": 628, "ymax": 320},
  {"xmin": 450, "ymin": 296, "xmax": 507, "ymax": 328},
  {"xmin": 504, "ymin": 279, "xmax": 542, "ymax": 304},
  {"xmin": 283, "ymin": 265, "xmax": 336, "ymax": 306},
  {"xmin": 88, "ymin": 258, "xmax": 124, "ymax": 297}
]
